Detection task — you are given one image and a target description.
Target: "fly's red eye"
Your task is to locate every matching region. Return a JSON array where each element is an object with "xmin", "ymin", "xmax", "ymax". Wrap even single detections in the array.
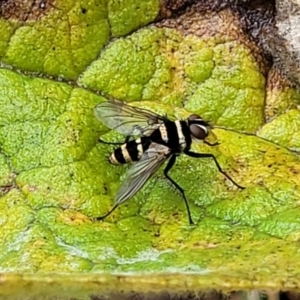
[{"xmin": 190, "ymin": 124, "xmax": 207, "ymax": 140}]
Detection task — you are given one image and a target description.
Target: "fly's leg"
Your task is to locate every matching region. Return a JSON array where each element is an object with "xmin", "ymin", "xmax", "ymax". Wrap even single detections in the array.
[
  {"xmin": 184, "ymin": 150, "xmax": 244, "ymax": 189},
  {"xmin": 96, "ymin": 203, "xmax": 119, "ymax": 221},
  {"xmin": 204, "ymin": 140, "xmax": 219, "ymax": 146},
  {"xmin": 164, "ymin": 155, "xmax": 194, "ymax": 225},
  {"xmin": 99, "ymin": 136, "xmax": 130, "ymax": 145}
]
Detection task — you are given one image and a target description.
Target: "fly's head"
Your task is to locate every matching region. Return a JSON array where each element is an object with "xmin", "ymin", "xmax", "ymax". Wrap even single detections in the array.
[{"xmin": 187, "ymin": 114, "xmax": 210, "ymax": 141}]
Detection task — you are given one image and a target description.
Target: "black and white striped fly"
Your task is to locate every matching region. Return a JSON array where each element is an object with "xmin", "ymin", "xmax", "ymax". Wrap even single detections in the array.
[{"xmin": 95, "ymin": 99, "xmax": 244, "ymax": 224}]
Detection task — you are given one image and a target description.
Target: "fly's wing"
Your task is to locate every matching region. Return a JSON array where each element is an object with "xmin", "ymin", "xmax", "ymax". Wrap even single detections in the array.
[
  {"xmin": 115, "ymin": 143, "xmax": 172, "ymax": 205},
  {"xmin": 94, "ymin": 99, "xmax": 169, "ymax": 136}
]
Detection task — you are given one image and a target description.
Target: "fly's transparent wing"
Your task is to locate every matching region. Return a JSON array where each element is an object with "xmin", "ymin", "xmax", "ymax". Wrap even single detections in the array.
[
  {"xmin": 115, "ymin": 143, "xmax": 172, "ymax": 204},
  {"xmin": 94, "ymin": 99, "xmax": 169, "ymax": 136}
]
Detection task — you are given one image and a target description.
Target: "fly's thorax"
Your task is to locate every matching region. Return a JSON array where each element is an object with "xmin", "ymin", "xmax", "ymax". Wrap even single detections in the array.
[
  {"xmin": 158, "ymin": 123, "xmax": 168, "ymax": 143},
  {"xmin": 109, "ymin": 137, "xmax": 150, "ymax": 165},
  {"xmin": 187, "ymin": 114, "xmax": 210, "ymax": 141},
  {"xmin": 152, "ymin": 120, "xmax": 191, "ymax": 153},
  {"xmin": 175, "ymin": 120, "xmax": 188, "ymax": 151}
]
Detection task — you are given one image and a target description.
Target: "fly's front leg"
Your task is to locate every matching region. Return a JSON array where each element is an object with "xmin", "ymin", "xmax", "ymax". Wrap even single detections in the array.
[
  {"xmin": 164, "ymin": 155, "xmax": 194, "ymax": 225},
  {"xmin": 204, "ymin": 140, "xmax": 219, "ymax": 146},
  {"xmin": 99, "ymin": 136, "xmax": 131, "ymax": 145},
  {"xmin": 184, "ymin": 150, "xmax": 244, "ymax": 190}
]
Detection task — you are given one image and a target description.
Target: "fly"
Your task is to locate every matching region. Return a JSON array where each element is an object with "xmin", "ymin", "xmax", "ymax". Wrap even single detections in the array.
[{"xmin": 94, "ymin": 99, "xmax": 244, "ymax": 224}]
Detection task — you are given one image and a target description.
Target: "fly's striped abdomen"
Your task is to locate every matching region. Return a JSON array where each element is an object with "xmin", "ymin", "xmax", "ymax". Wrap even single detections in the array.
[
  {"xmin": 109, "ymin": 137, "xmax": 150, "ymax": 165},
  {"xmin": 150, "ymin": 120, "xmax": 192, "ymax": 153}
]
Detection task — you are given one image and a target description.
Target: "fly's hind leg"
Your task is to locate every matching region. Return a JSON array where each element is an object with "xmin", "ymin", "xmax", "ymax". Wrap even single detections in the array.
[
  {"xmin": 99, "ymin": 136, "xmax": 130, "ymax": 145},
  {"xmin": 164, "ymin": 155, "xmax": 194, "ymax": 225},
  {"xmin": 96, "ymin": 203, "xmax": 119, "ymax": 221}
]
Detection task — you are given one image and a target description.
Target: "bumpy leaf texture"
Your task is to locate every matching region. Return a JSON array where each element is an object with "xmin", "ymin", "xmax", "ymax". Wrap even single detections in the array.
[{"xmin": 0, "ymin": 0, "xmax": 300, "ymax": 298}]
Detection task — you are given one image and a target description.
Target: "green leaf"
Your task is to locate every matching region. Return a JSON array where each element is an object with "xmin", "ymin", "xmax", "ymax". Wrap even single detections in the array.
[{"xmin": 1, "ymin": 0, "xmax": 300, "ymax": 296}]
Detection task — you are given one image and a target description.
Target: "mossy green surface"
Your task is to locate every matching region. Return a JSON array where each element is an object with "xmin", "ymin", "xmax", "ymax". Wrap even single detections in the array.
[
  {"xmin": 108, "ymin": 0, "xmax": 160, "ymax": 37},
  {"xmin": 0, "ymin": 0, "xmax": 110, "ymax": 79},
  {"xmin": 0, "ymin": 0, "xmax": 300, "ymax": 295},
  {"xmin": 1, "ymin": 66, "xmax": 300, "ymax": 282},
  {"xmin": 80, "ymin": 28, "xmax": 265, "ymax": 131},
  {"xmin": 258, "ymin": 109, "xmax": 300, "ymax": 152}
]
